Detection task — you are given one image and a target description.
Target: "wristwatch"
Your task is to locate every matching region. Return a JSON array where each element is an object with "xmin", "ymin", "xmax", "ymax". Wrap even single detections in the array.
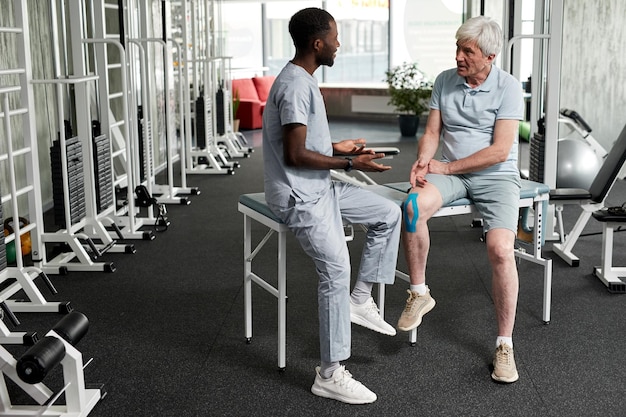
[{"xmin": 344, "ymin": 158, "xmax": 353, "ymax": 172}]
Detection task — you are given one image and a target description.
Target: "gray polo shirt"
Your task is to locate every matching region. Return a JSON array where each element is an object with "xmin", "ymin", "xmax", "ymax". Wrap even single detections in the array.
[
  {"xmin": 263, "ymin": 62, "xmax": 332, "ymax": 207},
  {"xmin": 430, "ymin": 65, "xmax": 524, "ymax": 175}
]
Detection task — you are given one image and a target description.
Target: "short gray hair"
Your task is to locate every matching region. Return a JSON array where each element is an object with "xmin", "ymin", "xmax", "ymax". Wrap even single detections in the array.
[{"xmin": 456, "ymin": 16, "xmax": 503, "ymax": 57}]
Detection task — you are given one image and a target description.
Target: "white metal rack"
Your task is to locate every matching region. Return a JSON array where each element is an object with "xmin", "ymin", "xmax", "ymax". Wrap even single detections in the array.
[
  {"xmin": 209, "ymin": 0, "xmax": 250, "ymax": 158},
  {"xmin": 173, "ymin": 0, "xmax": 238, "ymax": 175},
  {"xmin": 0, "ymin": 0, "xmax": 72, "ymax": 313},
  {"xmin": 79, "ymin": 0, "xmax": 171, "ymax": 240},
  {"xmin": 18, "ymin": 0, "xmax": 137, "ymax": 275},
  {"xmin": 87, "ymin": 0, "xmax": 199, "ymax": 220},
  {"xmin": 131, "ymin": 34, "xmax": 199, "ymax": 204},
  {"xmin": 131, "ymin": 0, "xmax": 200, "ymax": 204},
  {"xmin": 214, "ymin": 56, "xmax": 253, "ymax": 159},
  {"xmin": 34, "ymin": 75, "xmax": 134, "ymax": 274}
]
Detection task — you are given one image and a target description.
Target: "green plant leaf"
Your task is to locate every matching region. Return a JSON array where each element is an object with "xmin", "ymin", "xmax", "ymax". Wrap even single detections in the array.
[
  {"xmin": 385, "ymin": 62, "xmax": 433, "ymax": 115},
  {"xmin": 232, "ymin": 88, "xmax": 240, "ymax": 118}
]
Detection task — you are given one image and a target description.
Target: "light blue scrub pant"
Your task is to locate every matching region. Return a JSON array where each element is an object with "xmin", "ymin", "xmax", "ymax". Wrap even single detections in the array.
[{"xmin": 269, "ymin": 181, "xmax": 401, "ymax": 363}]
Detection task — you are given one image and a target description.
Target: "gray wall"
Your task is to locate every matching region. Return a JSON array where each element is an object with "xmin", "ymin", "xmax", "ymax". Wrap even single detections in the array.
[{"xmin": 561, "ymin": 0, "xmax": 626, "ymax": 151}]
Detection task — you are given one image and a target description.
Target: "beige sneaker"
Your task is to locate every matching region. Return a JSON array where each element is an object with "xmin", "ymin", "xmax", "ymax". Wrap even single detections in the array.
[
  {"xmin": 491, "ymin": 342, "xmax": 519, "ymax": 383},
  {"xmin": 397, "ymin": 289, "xmax": 435, "ymax": 331}
]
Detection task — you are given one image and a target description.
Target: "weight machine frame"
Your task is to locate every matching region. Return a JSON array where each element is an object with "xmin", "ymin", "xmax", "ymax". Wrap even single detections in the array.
[
  {"xmin": 0, "ymin": 1, "xmax": 73, "ymax": 310},
  {"xmin": 175, "ymin": 0, "xmax": 239, "ymax": 175}
]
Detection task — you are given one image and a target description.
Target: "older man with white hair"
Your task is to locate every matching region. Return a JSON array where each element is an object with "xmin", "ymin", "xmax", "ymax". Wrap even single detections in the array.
[{"xmin": 398, "ymin": 15, "xmax": 525, "ymax": 384}]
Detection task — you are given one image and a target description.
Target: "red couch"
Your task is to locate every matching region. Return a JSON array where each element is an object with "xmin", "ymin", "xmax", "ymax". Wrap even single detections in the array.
[{"xmin": 231, "ymin": 76, "xmax": 275, "ymax": 130}]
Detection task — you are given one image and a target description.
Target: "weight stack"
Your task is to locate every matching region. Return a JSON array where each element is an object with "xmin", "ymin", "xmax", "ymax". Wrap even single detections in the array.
[
  {"xmin": 0, "ymin": 186, "xmax": 6, "ymax": 272},
  {"xmin": 137, "ymin": 106, "xmax": 146, "ymax": 182},
  {"xmin": 195, "ymin": 94, "xmax": 206, "ymax": 149},
  {"xmin": 205, "ymin": 95, "xmax": 214, "ymax": 145},
  {"xmin": 50, "ymin": 137, "xmax": 86, "ymax": 228},
  {"xmin": 195, "ymin": 92, "xmax": 214, "ymax": 150},
  {"xmin": 529, "ymin": 132, "xmax": 545, "ymax": 184},
  {"xmin": 136, "ymin": 106, "xmax": 154, "ymax": 183},
  {"xmin": 215, "ymin": 88, "xmax": 225, "ymax": 136},
  {"xmin": 93, "ymin": 134, "xmax": 114, "ymax": 212}
]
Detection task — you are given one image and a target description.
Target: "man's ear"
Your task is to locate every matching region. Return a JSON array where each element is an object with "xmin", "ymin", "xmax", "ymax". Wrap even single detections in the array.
[{"xmin": 312, "ymin": 38, "xmax": 322, "ymax": 52}]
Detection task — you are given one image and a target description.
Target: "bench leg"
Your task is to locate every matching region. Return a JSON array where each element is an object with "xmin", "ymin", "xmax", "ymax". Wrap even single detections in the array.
[
  {"xmin": 552, "ymin": 207, "xmax": 598, "ymax": 267},
  {"xmin": 535, "ymin": 199, "xmax": 552, "ymax": 324},
  {"xmin": 244, "ymin": 215, "xmax": 253, "ymax": 343},
  {"xmin": 542, "ymin": 257, "xmax": 553, "ymax": 324},
  {"xmin": 513, "ymin": 205, "xmax": 552, "ymax": 323},
  {"xmin": 377, "ymin": 284, "xmax": 386, "ymax": 319},
  {"xmin": 277, "ymin": 230, "xmax": 287, "ymax": 371},
  {"xmin": 593, "ymin": 222, "xmax": 626, "ymax": 293},
  {"xmin": 242, "ymin": 211, "xmax": 289, "ymax": 369}
]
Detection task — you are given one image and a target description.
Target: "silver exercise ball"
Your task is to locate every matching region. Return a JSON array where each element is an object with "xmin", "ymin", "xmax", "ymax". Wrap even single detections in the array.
[{"xmin": 556, "ymin": 138, "xmax": 603, "ymax": 190}]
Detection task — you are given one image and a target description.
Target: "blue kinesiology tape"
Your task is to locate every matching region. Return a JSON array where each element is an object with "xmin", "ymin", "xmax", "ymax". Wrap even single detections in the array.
[{"xmin": 403, "ymin": 192, "xmax": 419, "ymax": 233}]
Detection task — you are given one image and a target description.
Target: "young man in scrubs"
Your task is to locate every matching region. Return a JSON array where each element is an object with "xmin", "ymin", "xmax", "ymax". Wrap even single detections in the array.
[{"xmin": 262, "ymin": 7, "xmax": 401, "ymax": 404}]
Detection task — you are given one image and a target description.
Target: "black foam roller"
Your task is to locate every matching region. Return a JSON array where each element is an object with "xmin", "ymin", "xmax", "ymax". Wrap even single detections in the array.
[
  {"xmin": 52, "ymin": 311, "xmax": 89, "ymax": 345},
  {"xmin": 17, "ymin": 336, "xmax": 66, "ymax": 384}
]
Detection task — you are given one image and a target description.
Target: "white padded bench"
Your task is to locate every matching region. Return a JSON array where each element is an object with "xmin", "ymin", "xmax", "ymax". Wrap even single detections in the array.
[
  {"xmin": 238, "ymin": 193, "xmax": 289, "ymax": 371},
  {"xmin": 238, "ymin": 193, "xmax": 387, "ymax": 370},
  {"xmin": 238, "ymin": 178, "xmax": 552, "ymax": 368}
]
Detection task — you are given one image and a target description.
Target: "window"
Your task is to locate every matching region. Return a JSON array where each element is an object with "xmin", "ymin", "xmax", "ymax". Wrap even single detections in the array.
[
  {"xmin": 221, "ymin": 2, "xmax": 265, "ymax": 76},
  {"xmin": 324, "ymin": 0, "xmax": 389, "ymax": 84},
  {"xmin": 223, "ymin": 1, "xmax": 389, "ymax": 84},
  {"xmin": 222, "ymin": 0, "xmax": 464, "ymax": 85},
  {"xmin": 390, "ymin": 0, "xmax": 464, "ymax": 81}
]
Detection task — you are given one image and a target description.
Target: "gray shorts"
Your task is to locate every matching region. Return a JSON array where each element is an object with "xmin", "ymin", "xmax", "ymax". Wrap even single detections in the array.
[{"xmin": 425, "ymin": 173, "xmax": 521, "ymax": 233}]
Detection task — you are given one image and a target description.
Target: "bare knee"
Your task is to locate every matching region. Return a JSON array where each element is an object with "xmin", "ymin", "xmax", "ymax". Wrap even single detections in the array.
[
  {"xmin": 486, "ymin": 230, "xmax": 515, "ymax": 265},
  {"xmin": 402, "ymin": 186, "xmax": 442, "ymax": 230}
]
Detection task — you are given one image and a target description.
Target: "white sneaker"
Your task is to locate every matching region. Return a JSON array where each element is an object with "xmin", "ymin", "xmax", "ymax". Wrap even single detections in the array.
[
  {"xmin": 350, "ymin": 297, "xmax": 396, "ymax": 336},
  {"xmin": 311, "ymin": 366, "xmax": 377, "ymax": 404}
]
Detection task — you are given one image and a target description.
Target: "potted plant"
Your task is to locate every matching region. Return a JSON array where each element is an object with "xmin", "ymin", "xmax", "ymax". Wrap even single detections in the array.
[
  {"xmin": 385, "ymin": 62, "xmax": 432, "ymax": 136},
  {"xmin": 232, "ymin": 87, "xmax": 241, "ymax": 132}
]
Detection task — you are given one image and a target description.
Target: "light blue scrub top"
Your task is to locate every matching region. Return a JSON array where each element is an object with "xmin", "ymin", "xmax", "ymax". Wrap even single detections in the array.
[
  {"xmin": 430, "ymin": 65, "xmax": 524, "ymax": 175},
  {"xmin": 263, "ymin": 62, "xmax": 332, "ymax": 207}
]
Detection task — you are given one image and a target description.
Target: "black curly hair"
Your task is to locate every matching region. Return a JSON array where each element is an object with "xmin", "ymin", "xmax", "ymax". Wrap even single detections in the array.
[{"xmin": 288, "ymin": 7, "xmax": 334, "ymax": 51}]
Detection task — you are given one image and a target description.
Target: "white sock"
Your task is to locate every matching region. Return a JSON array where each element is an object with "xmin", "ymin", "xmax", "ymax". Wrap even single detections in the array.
[
  {"xmin": 320, "ymin": 361, "xmax": 341, "ymax": 379},
  {"xmin": 410, "ymin": 283, "xmax": 428, "ymax": 295},
  {"xmin": 350, "ymin": 281, "xmax": 373, "ymax": 305},
  {"xmin": 496, "ymin": 336, "xmax": 513, "ymax": 349}
]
